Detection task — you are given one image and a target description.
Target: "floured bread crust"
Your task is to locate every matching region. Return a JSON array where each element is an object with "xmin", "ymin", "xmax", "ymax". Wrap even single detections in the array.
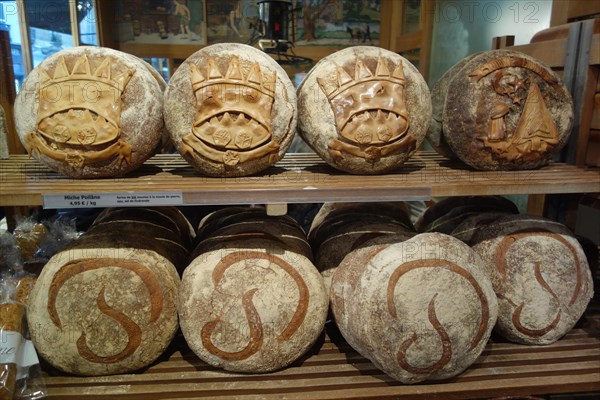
[
  {"xmin": 331, "ymin": 233, "xmax": 497, "ymax": 383},
  {"xmin": 27, "ymin": 247, "xmax": 180, "ymax": 376},
  {"xmin": 179, "ymin": 243, "xmax": 328, "ymax": 372},
  {"xmin": 14, "ymin": 47, "xmax": 163, "ymax": 178},
  {"xmin": 164, "ymin": 43, "xmax": 297, "ymax": 177},
  {"xmin": 472, "ymin": 215, "xmax": 593, "ymax": 344},
  {"xmin": 297, "ymin": 46, "xmax": 431, "ymax": 174}
]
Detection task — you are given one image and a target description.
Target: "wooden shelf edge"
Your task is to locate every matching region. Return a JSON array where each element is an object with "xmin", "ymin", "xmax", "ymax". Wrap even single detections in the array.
[{"xmin": 0, "ymin": 152, "xmax": 598, "ymax": 207}]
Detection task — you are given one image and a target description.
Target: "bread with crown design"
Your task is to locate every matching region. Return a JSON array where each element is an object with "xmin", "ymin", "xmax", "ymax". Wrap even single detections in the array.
[
  {"xmin": 298, "ymin": 46, "xmax": 431, "ymax": 174},
  {"xmin": 14, "ymin": 47, "xmax": 164, "ymax": 178},
  {"xmin": 165, "ymin": 43, "xmax": 296, "ymax": 177}
]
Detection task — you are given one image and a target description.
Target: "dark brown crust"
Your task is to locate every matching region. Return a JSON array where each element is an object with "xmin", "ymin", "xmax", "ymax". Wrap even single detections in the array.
[
  {"xmin": 415, "ymin": 195, "xmax": 517, "ymax": 233},
  {"xmin": 427, "ymin": 52, "xmax": 481, "ymax": 160},
  {"xmin": 443, "ymin": 50, "xmax": 573, "ymax": 170}
]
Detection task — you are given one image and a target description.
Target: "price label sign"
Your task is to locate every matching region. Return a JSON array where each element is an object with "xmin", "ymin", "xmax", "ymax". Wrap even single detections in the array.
[{"xmin": 43, "ymin": 192, "xmax": 184, "ymax": 209}]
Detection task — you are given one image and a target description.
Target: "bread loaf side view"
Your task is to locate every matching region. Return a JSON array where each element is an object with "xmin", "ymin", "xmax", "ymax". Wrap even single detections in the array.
[{"xmin": 331, "ymin": 233, "xmax": 498, "ymax": 383}]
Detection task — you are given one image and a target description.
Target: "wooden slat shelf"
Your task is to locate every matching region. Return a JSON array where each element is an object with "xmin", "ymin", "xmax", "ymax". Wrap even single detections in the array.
[
  {"xmin": 41, "ymin": 309, "xmax": 600, "ymax": 400},
  {"xmin": 1, "ymin": 152, "xmax": 599, "ymax": 207}
]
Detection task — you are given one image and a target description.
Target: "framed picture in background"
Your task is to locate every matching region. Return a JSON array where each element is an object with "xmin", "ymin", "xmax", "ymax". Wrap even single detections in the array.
[
  {"xmin": 296, "ymin": 0, "xmax": 380, "ymax": 47},
  {"xmin": 114, "ymin": 0, "xmax": 207, "ymax": 58},
  {"xmin": 205, "ymin": 0, "xmax": 259, "ymax": 44}
]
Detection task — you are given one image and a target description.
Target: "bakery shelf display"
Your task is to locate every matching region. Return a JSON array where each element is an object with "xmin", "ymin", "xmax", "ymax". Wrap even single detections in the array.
[
  {"xmin": 38, "ymin": 315, "xmax": 600, "ymax": 399},
  {"xmin": 0, "ymin": 151, "xmax": 599, "ymax": 399},
  {"xmin": 1, "ymin": 152, "xmax": 599, "ymax": 207}
]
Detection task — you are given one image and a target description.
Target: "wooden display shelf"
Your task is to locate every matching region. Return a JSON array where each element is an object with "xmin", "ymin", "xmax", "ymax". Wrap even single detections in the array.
[
  {"xmin": 1, "ymin": 152, "xmax": 599, "ymax": 207},
  {"xmin": 42, "ymin": 309, "xmax": 600, "ymax": 400}
]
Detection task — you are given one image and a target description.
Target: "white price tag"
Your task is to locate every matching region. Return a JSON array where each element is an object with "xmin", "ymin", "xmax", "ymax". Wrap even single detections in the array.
[
  {"xmin": 43, "ymin": 192, "xmax": 184, "ymax": 209},
  {"xmin": 0, "ymin": 330, "xmax": 22, "ymax": 364}
]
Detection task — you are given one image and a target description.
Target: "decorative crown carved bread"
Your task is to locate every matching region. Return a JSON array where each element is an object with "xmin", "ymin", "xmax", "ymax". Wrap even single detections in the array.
[
  {"xmin": 14, "ymin": 47, "xmax": 165, "ymax": 178},
  {"xmin": 297, "ymin": 46, "xmax": 431, "ymax": 175},
  {"xmin": 36, "ymin": 55, "xmax": 133, "ymax": 146},
  {"xmin": 164, "ymin": 43, "xmax": 297, "ymax": 177}
]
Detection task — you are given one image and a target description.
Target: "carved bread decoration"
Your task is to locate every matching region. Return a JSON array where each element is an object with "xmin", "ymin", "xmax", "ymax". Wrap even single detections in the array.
[
  {"xmin": 471, "ymin": 215, "xmax": 593, "ymax": 345},
  {"xmin": 180, "ymin": 243, "xmax": 328, "ymax": 373},
  {"xmin": 165, "ymin": 43, "xmax": 297, "ymax": 177},
  {"xmin": 298, "ymin": 46, "xmax": 431, "ymax": 174},
  {"xmin": 181, "ymin": 206, "xmax": 327, "ymax": 373},
  {"xmin": 330, "ymin": 233, "xmax": 498, "ymax": 384},
  {"xmin": 14, "ymin": 47, "xmax": 164, "ymax": 178},
  {"xmin": 443, "ymin": 50, "xmax": 573, "ymax": 170},
  {"xmin": 26, "ymin": 207, "xmax": 187, "ymax": 375}
]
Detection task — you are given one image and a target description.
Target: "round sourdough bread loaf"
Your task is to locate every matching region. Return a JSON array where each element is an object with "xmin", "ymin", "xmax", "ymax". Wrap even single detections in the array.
[
  {"xmin": 179, "ymin": 243, "xmax": 328, "ymax": 372},
  {"xmin": 164, "ymin": 43, "xmax": 297, "ymax": 177},
  {"xmin": 443, "ymin": 49, "xmax": 573, "ymax": 170},
  {"xmin": 427, "ymin": 53, "xmax": 480, "ymax": 160},
  {"xmin": 27, "ymin": 245, "xmax": 180, "ymax": 376},
  {"xmin": 14, "ymin": 46, "xmax": 164, "ymax": 178},
  {"xmin": 330, "ymin": 233, "xmax": 497, "ymax": 383},
  {"xmin": 471, "ymin": 215, "xmax": 594, "ymax": 344},
  {"xmin": 297, "ymin": 46, "xmax": 431, "ymax": 174}
]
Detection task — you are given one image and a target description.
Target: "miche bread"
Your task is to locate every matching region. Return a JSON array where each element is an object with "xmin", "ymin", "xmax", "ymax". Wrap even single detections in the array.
[
  {"xmin": 330, "ymin": 233, "xmax": 497, "ymax": 384},
  {"xmin": 164, "ymin": 43, "xmax": 297, "ymax": 177},
  {"xmin": 297, "ymin": 46, "xmax": 431, "ymax": 174},
  {"xmin": 443, "ymin": 50, "xmax": 573, "ymax": 170},
  {"xmin": 14, "ymin": 47, "xmax": 164, "ymax": 178},
  {"xmin": 27, "ymin": 245, "xmax": 180, "ymax": 376},
  {"xmin": 472, "ymin": 215, "xmax": 593, "ymax": 344},
  {"xmin": 26, "ymin": 207, "xmax": 189, "ymax": 375},
  {"xmin": 179, "ymin": 242, "xmax": 328, "ymax": 372}
]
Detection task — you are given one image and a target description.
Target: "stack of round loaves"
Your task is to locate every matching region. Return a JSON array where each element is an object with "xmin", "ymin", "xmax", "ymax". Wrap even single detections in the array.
[
  {"xmin": 330, "ymin": 232, "xmax": 498, "ymax": 384},
  {"xmin": 27, "ymin": 207, "xmax": 191, "ymax": 376},
  {"xmin": 428, "ymin": 49, "xmax": 573, "ymax": 170},
  {"xmin": 414, "ymin": 195, "xmax": 519, "ymax": 235},
  {"xmin": 297, "ymin": 46, "xmax": 431, "ymax": 174},
  {"xmin": 309, "ymin": 202, "xmax": 416, "ymax": 291},
  {"xmin": 471, "ymin": 214, "xmax": 594, "ymax": 345},
  {"xmin": 179, "ymin": 206, "xmax": 328, "ymax": 373},
  {"xmin": 14, "ymin": 47, "xmax": 166, "ymax": 178}
]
